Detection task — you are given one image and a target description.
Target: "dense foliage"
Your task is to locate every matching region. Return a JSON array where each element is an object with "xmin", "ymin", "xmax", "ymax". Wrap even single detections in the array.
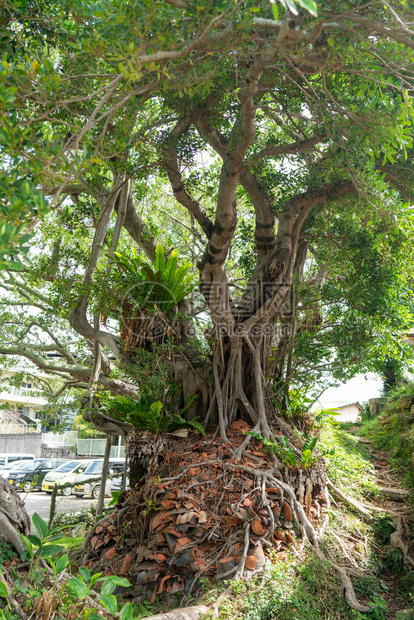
[{"xmin": 0, "ymin": 0, "xmax": 414, "ymax": 435}]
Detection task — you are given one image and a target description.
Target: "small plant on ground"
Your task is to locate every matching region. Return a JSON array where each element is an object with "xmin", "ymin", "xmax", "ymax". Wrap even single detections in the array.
[
  {"xmin": 0, "ymin": 542, "xmax": 17, "ymax": 567},
  {"xmin": 372, "ymin": 513, "xmax": 396, "ymax": 545},
  {"xmin": 20, "ymin": 512, "xmax": 65, "ymax": 573},
  {"xmin": 249, "ymin": 431, "xmax": 320, "ymax": 469}
]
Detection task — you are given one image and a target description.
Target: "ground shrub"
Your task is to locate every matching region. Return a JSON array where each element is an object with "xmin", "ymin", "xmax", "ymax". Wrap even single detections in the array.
[{"xmin": 358, "ymin": 382, "xmax": 414, "ymax": 490}]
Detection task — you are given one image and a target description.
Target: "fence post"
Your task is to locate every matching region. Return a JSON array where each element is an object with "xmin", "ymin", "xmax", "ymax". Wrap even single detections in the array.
[
  {"xmin": 96, "ymin": 434, "xmax": 112, "ymax": 520},
  {"xmin": 49, "ymin": 486, "xmax": 58, "ymax": 527}
]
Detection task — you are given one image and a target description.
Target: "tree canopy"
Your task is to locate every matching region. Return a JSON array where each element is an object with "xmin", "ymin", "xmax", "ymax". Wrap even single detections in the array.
[{"xmin": 0, "ymin": 0, "xmax": 414, "ymax": 437}]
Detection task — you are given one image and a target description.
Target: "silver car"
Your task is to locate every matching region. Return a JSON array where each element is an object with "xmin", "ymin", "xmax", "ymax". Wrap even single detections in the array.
[
  {"xmin": 73, "ymin": 458, "xmax": 125, "ymax": 499},
  {"xmin": 42, "ymin": 459, "xmax": 93, "ymax": 496}
]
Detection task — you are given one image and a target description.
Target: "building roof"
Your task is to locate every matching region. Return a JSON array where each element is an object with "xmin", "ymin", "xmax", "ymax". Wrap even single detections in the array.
[{"xmin": 333, "ymin": 402, "xmax": 363, "ymax": 411}]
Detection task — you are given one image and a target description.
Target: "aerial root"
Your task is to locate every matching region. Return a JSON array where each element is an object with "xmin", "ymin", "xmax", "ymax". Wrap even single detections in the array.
[
  {"xmin": 326, "ymin": 479, "xmax": 374, "ymax": 522},
  {"xmin": 315, "ymin": 550, "xmax": 372, "ymax": 613},
  {"xmin": 325, "ymin": 477, "xmax": 414, "ymax": 610},
  {"xmin": 261, "ymin": 475, "xmax": 371, "ymax": 613},
  {"xmin": 389, "ymin": 514, "xmax": 414, "ymax": 568}
]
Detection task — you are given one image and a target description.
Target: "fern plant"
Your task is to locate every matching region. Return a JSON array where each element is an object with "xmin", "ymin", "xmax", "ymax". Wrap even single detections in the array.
[
  {"xmin": 99, "ymin": 392, "xmax": 204, "ymax": 435},
  {"xmin": 113, "ymin": 244, "xmax": 194, "ymax": 315}
]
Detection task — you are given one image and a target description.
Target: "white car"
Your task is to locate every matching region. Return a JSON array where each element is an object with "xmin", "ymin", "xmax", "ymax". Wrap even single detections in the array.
[
  {"xmin": 42, "ymin": 460, "xmax": 93, "ymax": 496},
  {"xmin": 0, "ymin": 460, "xmax": 35, "ymax": 479},
  {"xmin": 0, "ymin": 454, "xmax": 35, "ymax": 467}
]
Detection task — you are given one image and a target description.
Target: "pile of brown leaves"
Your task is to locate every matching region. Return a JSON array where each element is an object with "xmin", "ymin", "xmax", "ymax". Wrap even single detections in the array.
[{"xmin": 84, "ymin": 421, "xmax": 326, "ymax": 601}]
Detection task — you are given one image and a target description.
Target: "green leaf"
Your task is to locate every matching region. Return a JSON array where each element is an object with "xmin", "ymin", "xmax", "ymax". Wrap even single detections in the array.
[
  {"xmin": 154, "ymin": 244, "xmax": 165, "ymax": 274},
  {"xmin": 89, "ymin": 572, "xmax": 103, "ymax": 585},
  {"xmin": 327, "ymin": 37, "xmax": 335, "ymax": 46},
  {"xmin": 164, "ymin": 249, "xmax": 178, "ymax": 284},
  {"xmin": 79, "ymin": 566, "xmax": 91, "ymax": 584},
  {"xmin": 100, "ymin": 594, "xmax": 117, "ymax": 615},
  {"xmin": 120, "ymin": 602, "xmax": 134, "ymax": 620},
  {"xmin": 32, "ymin": 512, "xmax": 49, "ymax": 539},
  {"xmin": 67, "ymin": 576, "xmax": 90, "ymax": 599},
  {"xmin": 27, "ymin": 535, "xmax": 42, "ymax": 547},
  {"xmin": 20, "ymin": 534, "xmax": 34, "ymax": 559},
  {"xmin": 269, "ymin": 0, "xmax": 279, "ymax": 20},
  {"xmin": 297, "ymin": 0, "xmax": 318, "ymax": 16},
  {"xmin": 100, "ymin": 579, "xmax": 116, "ymax": 596},
  {"xmin": 187, "ymin": 419, "xmax": 206, "ymax": 436},
  {"xmin": 0, "ymin": 579, "xmax": 8, "ymax": 598},
  {"xmin": 302, "ymin": 449, "xmax": 313, "ymax": 462},
  {"xmin": 101, "ymin": 576, "xmax": 131, "ymax": 588},
  {"xmin": 149, "ymin": 401, "xmax": 163, "ymax": 419},
  {"xmin": 37, "ymin": 544, "xmax": 64, "ymax": 558},
  {"xmin": 55, "ymin": 554, "xmax": 69, "ymax": 574}
]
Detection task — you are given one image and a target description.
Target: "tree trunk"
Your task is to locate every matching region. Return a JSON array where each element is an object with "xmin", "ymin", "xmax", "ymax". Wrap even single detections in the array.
[{"xmin": 0, "ymin": 479, "xmax": 31, "ymax": 555}]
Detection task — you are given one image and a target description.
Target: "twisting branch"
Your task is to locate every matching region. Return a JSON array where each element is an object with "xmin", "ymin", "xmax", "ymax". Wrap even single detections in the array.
[
  {"xmin": 70, "ymin": 175, "xmax": 124, "ymax": 358},
  {"xmin": 120, "ymin": 191, "xmax": 157, "ymax": 262},
  {"xmin": 198, "ymin": 55, "xmax": 267, "ymax": 280},
  {"xmin": 196, "ymin": 116, "xmax": 275, "ymax": 271},
  {"xmin": 251, "ymin": 134, "xmax": 324, "ymax": 162},
  {"xmin": 164, "ymin": 116, "xmax": 214, "ymax": 238}
]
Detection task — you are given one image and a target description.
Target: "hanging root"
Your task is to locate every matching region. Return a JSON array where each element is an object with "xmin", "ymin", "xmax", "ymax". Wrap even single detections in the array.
[{"xmin": 325, "ymin": 477, "xmax": 414, "ymax": 610}]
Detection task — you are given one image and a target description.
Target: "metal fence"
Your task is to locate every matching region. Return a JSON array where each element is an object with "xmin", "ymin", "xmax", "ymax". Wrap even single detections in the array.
[
  {"xmin": 77, "ymin": 438, "xmax": 125, "ymax": 458},
  {"xmin": 41, "ymin": 432, "xmax": 125, "ymax": 458},
  {"xmin": 42, "ymin": 430, "xmax": 78, "ymax": 447},
  {"xmin": 48, "ymin": 474, "xmax": 121, "ymax": 526}
]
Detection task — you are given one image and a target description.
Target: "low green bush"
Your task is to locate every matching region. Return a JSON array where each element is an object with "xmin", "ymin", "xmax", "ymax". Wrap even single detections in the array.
[{"xmin": 358, "ymin": 382, "xmax": 414, "ymax": 490}]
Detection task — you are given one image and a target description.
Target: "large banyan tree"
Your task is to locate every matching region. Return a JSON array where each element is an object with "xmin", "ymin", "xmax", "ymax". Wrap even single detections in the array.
[{"xmin": 1, "ymin": 0, "xmax": 414, "ymax": 610}]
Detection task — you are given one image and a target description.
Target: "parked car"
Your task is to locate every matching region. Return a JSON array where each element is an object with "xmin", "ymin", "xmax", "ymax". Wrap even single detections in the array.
[
  {"xmin": 73, "ymin": 458, "xmax": 125, "ymax": 499},
  {"xmin": 0, "ymin": 460, "xmax": 36, "ymax": 479},
  {"xmin": 42, "ymin": 459, "xmax": 93, "ymax": 496},
  {"xmin": 0, "ymin": 453, "xmax": 35, "ymax": 467},
  {"xmin": 110, "ymin": 465, "xmax": 130, "ymax": 493},
  {"xmin": 8, "ymin": 458, "xmax": 69, "ymax": 492}
]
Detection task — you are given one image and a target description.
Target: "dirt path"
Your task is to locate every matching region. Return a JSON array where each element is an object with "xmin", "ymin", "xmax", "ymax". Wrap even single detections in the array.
[{"xmin": 351, "ymin": 432, "xmax": 414, "ymax": 617}]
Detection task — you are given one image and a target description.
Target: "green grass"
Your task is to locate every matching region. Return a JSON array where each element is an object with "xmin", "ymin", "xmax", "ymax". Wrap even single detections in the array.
[
  {"xmin": 356, "ymin": 384, "xmax": 414, "ymax": 491},
  {"xmin": 200, "ymin": 549, "xmax": 390, "ymax": 620},
  {"xmin": 320, "ymin": 423, "xmax": 379, "ymax": 498}
]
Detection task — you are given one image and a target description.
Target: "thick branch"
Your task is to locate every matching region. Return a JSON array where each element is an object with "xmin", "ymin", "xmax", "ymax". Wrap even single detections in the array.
[
  {"xmin": 267, "ymin": 180, "xmax": 355, "ymax": 283},
  {"xmin": 196, "ymin": 117, "xmax": 275, "ymax": 268},
  {"xmin": 251, "ymin": 134, "xmax": 324, "ymax": 162}
]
